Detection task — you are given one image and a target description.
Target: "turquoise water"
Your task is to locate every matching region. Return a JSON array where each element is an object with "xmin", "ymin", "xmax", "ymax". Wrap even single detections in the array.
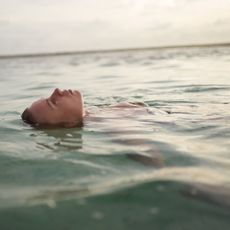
[{"xmin": 0, "ymin": 46, "xmax": 230, "ymax": 229}]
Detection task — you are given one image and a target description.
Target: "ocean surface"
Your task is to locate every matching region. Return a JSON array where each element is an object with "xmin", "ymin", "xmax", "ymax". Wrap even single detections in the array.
[{"xmin": 0, "ymin": 46, "xmax": 230, "ymax": 229}]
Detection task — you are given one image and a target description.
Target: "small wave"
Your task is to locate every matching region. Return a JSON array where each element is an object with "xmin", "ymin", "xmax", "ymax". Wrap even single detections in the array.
[
  {"xmin": 100, "ymin": 62, "xmax": 120, "ymax": 67},
  {"xmin": 172, "ymin": 84, "xmax": 230, "ymax": 93},
  {"xmin": 0, "ymin": 166, "xmax": 226, "ymax": 209},
  {"xmin": 25, "ymin": 83, "xmax": 57, "ymax": 91}
]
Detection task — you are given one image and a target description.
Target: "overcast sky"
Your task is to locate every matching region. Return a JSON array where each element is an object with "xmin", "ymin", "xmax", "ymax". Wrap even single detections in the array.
[{"xmin": 1, "ymin": 0, "xmax": 230, "ymax": 55}]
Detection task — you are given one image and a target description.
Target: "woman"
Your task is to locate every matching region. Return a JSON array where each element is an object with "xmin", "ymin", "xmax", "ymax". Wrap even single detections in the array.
[{"xmin": 21, "ymin": 88, "xmax": 148, "ymax": 128}]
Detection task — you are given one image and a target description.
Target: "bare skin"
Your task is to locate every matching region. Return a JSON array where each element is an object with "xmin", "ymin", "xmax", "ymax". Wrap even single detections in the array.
[{"xmin": 22, "ymin": 88, "xmax": 85, "ymax": 128}]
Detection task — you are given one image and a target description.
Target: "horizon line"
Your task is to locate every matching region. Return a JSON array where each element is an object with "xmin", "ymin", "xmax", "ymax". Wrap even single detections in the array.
[{"xmin": 0, "ymin": 42, "xmax": 230, "ymax": 59}]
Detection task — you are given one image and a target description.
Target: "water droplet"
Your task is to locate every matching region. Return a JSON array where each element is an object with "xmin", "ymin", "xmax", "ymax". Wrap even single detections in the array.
[
  {"xmin": 66, "ymin": 133, "xmax": 73, "ymax": 137},
  {"xmin": 149, "ymin": 207, "xmax": 159, "ymax": 215},
  {"xmin": 77, "ymin": 199, "xmax": 86, "ymax": 205},
  {"xmin": 46, "ymin": 199, "xmax": 56, "ymax": 208},
  {"xmin": 156, "ymin": 185, "xmax": 165, "ymax": 191},
  {"xmin": 92, "ymin": 211, "xmax": 104, "ymax": 220}
]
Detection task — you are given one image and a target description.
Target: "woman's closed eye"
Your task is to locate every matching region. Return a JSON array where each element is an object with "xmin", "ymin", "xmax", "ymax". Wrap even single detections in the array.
[{"xmin": 46, "ymin": 99, "xmax": 56, "ymax": 109}]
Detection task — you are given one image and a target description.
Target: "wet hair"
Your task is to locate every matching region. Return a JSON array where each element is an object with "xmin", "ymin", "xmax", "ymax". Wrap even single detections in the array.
[{"xmin": 21, "ymin": 108, "xmax": 36, "ymax": 126}]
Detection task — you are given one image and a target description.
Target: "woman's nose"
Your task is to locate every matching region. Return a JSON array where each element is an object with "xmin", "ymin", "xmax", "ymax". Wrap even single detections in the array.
[
  {"xmin": 54, "ymin": 88, "xmax": 63, "ymax": 96},
  {"xmin": 50, "ymin": 88, "xmax": 63, "ymax": 102}
]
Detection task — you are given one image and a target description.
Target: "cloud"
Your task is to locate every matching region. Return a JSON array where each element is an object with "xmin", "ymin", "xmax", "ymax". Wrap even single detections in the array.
[
  {"xmin": 149, "ymin": 23, "xmax": 173, "ymax": 31},
  {"xmin": 0, "ymin": 20, "xmax": 11, "ymax": 26},
  {"xmin": 213, "ymin": 17, "xmax": 230, "ymax": 26},
  {"xmin": 1, "ymin": 0, "xmax": 230, "ymax": 54}
]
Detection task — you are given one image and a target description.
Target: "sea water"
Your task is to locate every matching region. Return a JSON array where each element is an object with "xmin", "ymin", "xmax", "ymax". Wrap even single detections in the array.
[{"xmin": 0, "ymin": 46, "xmax": 230, "ymax": 229}]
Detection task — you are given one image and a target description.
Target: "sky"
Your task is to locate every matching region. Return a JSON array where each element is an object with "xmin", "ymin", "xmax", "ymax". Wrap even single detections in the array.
[{"xmin": 0, "ymin": 0, "xmax": 230, "ymax": 55}]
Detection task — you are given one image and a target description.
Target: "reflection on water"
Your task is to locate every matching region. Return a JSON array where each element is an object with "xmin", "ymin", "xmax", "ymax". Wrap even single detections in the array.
[
  {"xmin": 37, "ymin": 128, "xmax": 83, "ymax": 151},
  {"xmin": 0, "ymin": 46, "xmax": 230, "ymax": 217}
]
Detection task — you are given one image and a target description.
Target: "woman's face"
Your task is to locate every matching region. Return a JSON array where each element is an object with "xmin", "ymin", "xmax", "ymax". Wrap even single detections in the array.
[{"xmin": 25, "ymin": 88, "xmax": 85, "ymax": 127}]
